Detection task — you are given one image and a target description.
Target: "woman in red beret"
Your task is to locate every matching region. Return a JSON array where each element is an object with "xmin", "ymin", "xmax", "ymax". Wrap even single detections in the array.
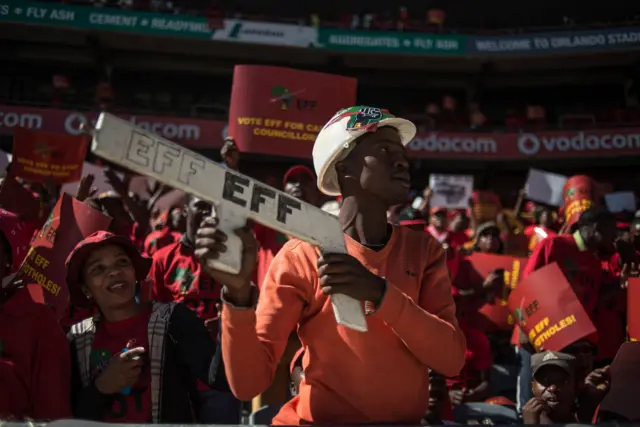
[{"xmin": 65, "ymin": 230, "xmax": 228, "ymax": 423}]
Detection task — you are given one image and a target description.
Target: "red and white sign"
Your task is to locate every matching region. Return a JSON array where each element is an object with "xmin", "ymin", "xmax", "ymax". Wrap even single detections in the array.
[
  {"xmin": 0, "ymin": 105, "xmax": 227, "ymax": 149},
  {"xmin": 4, "ymin": 104, "xmax": 640, "ymax": 159}
]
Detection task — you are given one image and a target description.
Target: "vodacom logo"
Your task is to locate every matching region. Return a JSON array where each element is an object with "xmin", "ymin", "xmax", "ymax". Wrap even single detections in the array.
[
  {"xmin": 63, "ymin": 112, "xmax": 206, "ymax": 141},
  {"xmin": 517, "ymin": 131, "xmax": 640, "ymax": 155}
]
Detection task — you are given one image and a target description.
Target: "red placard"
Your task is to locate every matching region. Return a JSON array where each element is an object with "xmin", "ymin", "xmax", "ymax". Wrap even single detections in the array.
[
  {"xmin": 11, "ymin": 129, "xmax": 87, "ymax": 183},
  {"xmin": 228, "ymin": 65, "xmax": 357, "ymax": 158},
  {"xmin": 13, "ymin": 193, "xmax": 112, "ymax": 319},
  {"xmin": 508, "ymin": 263, "xmax": 596, "ymax": 351},
  {"xmin": 467, "ymin": 253, "xmax": 527, "ymax": 331},
  {"xmin": 628, "ymin": 278, "xmax": 640, "ymax": 341}
]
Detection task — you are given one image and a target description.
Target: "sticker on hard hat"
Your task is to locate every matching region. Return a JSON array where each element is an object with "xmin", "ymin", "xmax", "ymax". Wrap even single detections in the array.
[{"xmin": 347, "ymin": 107, "xmax": 387, "ymax": 131}]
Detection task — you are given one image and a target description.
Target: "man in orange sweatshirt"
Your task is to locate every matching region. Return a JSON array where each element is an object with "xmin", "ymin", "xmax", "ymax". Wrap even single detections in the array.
[{"xmin": 194, "ymin": 106, "xmax": 467, "ymax": 425}]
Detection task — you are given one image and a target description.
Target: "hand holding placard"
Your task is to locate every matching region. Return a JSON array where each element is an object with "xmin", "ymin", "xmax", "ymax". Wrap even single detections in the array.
[{"xmin": 90, "ymin": 113, "xmax": 367, "ymax": 332}]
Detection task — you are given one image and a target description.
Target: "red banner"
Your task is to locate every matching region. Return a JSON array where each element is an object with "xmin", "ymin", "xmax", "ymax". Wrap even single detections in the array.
[
  {"xmin": 508, "ymin": 263, "xmax": 596, "ymax": 351},
  {"xmin": 11, "ymin": 129, "xmax": 87, "ymax": 183},
  {"xmin": 628, "ymin": 278, "xmax": 640, "ymax": 342},
  {"xmin": 228, "ymin": 65, "xmax": 357, "ymax": 158},
  {"xmin": 14, "ymin": 193, "xmax": 112, "ymax": 319},
  {"xmin": 5, "ymin": 104, "xmax": 640, "ymax": 159},
  {"xmin": 466, "ymin": 253, "xmax": 527, "ymax": 331},
  {"xmin": 0, "ymin": 104, "xmax": 226, "ymax": 149}
]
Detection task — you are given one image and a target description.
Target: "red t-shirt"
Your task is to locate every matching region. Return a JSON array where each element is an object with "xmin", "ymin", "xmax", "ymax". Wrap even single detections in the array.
[
  {"xmin": 0, "ymin": 285, "xmax": 71, "ymax": 420},
  {"xmin": 143, "ymin": 229, "xmax": 182, "ymax": 257},
  {"xmin": 446, "ymin": 320, "xmax": 492, "ymax": 391},
  {"xmin": 146, "ymin": 240, "xmax": 221, "ymax": 323},
  {"xmin": 253, "ymin": 223, "xmax": 288, "ymax": 288},
  {"xmin": 90, "ymin": 307, "xmax": 152, "ymax": 423}
]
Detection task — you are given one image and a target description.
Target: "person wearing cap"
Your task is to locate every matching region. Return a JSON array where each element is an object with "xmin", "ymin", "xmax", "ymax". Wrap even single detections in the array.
[
  {"xmin": 0, "ymin": 209, "xmax": 71, "ymax": 421},
  {"xmin": 522, "ymin": 351, "xmax": 578, "ymax": 424},
  {"xmin": 516, "ymin": 207, "xmax": 617, "ymax": 413},
  {"xmin": 142, "ymin": 194, "xmax": 240, "ymax": 423},
  {"xmin": 195, "ymin": 106, "xmax": 466, "ymax": 425},
  {"xmin": 221, "ymin": 137, "xmax": 240, "ymax": 170},
  {"xmin": 65, "ymin": 231, "xmax": 228, "ymax": 423}
]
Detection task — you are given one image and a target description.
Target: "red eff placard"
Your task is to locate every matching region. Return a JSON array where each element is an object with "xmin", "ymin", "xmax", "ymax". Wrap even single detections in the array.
[
  {"xmin": 11, "ymin": 129, "xmax": 87, "ymax": 184},
  {"xmin": 14, "ymin": 193, "xmax": 112, "ymax": 319},
  {"xmin": 466, "ymin": 253, "xmax": 527, "ymax": 331},
  {"xmin": 228, "ymin": 65, "xmax": 357, "ymax": 158},
  {"xmin": 508, "ymin": 263, "xmax": 596, "ymax": 351}
]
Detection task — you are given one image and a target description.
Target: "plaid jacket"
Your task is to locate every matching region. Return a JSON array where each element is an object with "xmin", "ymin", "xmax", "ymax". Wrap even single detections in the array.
[{"xmin": 68, "ymin": 302, "xmax": 227, "ymax": 423}]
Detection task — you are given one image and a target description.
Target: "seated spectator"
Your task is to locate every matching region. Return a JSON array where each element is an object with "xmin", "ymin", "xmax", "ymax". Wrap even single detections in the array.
[{"xmin": 522, "ymin": 352, "xmax": 578, "ymax": 424}]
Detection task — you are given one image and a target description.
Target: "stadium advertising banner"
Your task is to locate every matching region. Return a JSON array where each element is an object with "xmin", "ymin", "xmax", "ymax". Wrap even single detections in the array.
[
  {"xmin": 469, "ymin": 27, "xmax": 640, "ymax": 55},
  {"xmin": 0, "ymin": 0, "xmax": 316, "ymax": 47},
  {"xmin": 0, "ymin": 105, "xmax": 227, "ymax": 149},
  {"xmin": 315, "ymin": 29, "xmax": 467, "ymax": 55},
  {"xmin": 228, "ymin": 65, "xmax": 357, "ymax": 158},
  {"xmin": 212, "ymin": 19, "xmax": 318, "ymax": 47},
  {"xmin": 4, "ymin": 104, "xmax": 640, "ymax": 159}
]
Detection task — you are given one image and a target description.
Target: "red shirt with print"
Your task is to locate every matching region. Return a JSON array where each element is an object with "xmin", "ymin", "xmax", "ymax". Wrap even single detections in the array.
[
  {"xmin": 446, "ymin": 319, "xmax": 492, "ymax": 391},
  {"xmin": 143, "ymin": 229, "xmax": 181, "ymax": 257},
  {"xmin": 90, "ymin": 307, "xmax": 152, "ymax": 423},
  {"xmin": 146, "ymin": 240, "xmax": 221, "ymax": 326}
]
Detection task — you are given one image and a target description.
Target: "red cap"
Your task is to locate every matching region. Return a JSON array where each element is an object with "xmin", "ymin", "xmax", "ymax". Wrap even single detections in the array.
[
  {"xmin": 283, "ymin": 165, "xmax": 315, "ymax": 187},
  {"xmin": 65, "ymin": 231, "xmax": 151, "ymax": 306}
]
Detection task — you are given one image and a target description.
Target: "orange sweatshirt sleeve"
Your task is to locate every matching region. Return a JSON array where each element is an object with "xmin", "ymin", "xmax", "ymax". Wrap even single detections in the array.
[
  {"xmin": 221, "ymin": 240, "xmax": 313, "ymax": 401},
  {"xmin": 372, "ymin": 242, "xmax": 466, "ymax": 377}
]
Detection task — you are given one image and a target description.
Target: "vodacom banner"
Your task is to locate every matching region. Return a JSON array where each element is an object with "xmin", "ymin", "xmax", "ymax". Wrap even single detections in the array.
[
  {"xmin": 0, "ymin": 104, "xmax": 227, "ymax": 149},
  {"xmin": 407, "ymin": 128, "xmax": 640, "ymax": 159},
  {"xmin": 4, "ymin": 104, "xmax": 640, "ymax": 159}
]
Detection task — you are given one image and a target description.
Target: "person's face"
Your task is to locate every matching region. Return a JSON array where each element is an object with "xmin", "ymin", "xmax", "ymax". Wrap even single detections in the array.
[
  {"xmin": 284, "ymin": 173, "xmax": 319, "ymax": 206},
  {"xmin": 81, "ymin": 245, "xmax": 137, "ymax": 310},
  {"xmin": 186, "ymin": 196, "xmax": 212, "ymax": 240},
  {"xmin": 430, "ymin": 211, "xmax": 447, "ymax": 230},
  {"xmin": 338, "ymin": 127, "xmax": 410, "ymax": 206},
  {"xmin": 290, "ymin": 366, "xmax": 304, "ymax": 397},
  {"xmin": 532, "ymin": 366, "xmax": 576, "ymax": 414},
  {"xmin": 593, "ymin": 219, "xmax": 617, "ymax": 256},
  {"xmin": 539, "ymin": 209, "xmax": 553, "ymax": 227},
  {"xmin": 451, "ymin": 213, "xmax": 469, "ymax": 232},
  {"xmin": 223, "ymin": 148, "xmax": 240, "ymax": 170},
  {"xmin": 478, "ymin": 229, "xmax": 500, "ymax": 253},
  {"xmin": 562, "ymin": 340, "xmax": 595, "ymax": 385},
  {"xmin": 170, "ymin": 207, "xmax": 186, "ymax": 232}
]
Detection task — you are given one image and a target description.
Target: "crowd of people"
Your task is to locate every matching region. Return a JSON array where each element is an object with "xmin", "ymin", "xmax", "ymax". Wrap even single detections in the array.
[{"xmin": 0, "ymin": 108, "xmax": 638, "ymax": 425}]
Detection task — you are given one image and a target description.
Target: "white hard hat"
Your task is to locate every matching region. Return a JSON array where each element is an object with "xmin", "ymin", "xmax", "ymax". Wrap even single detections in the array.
[{"xmin": 312, "ymin": 106, "xmax": 416, "ymax": 196}]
